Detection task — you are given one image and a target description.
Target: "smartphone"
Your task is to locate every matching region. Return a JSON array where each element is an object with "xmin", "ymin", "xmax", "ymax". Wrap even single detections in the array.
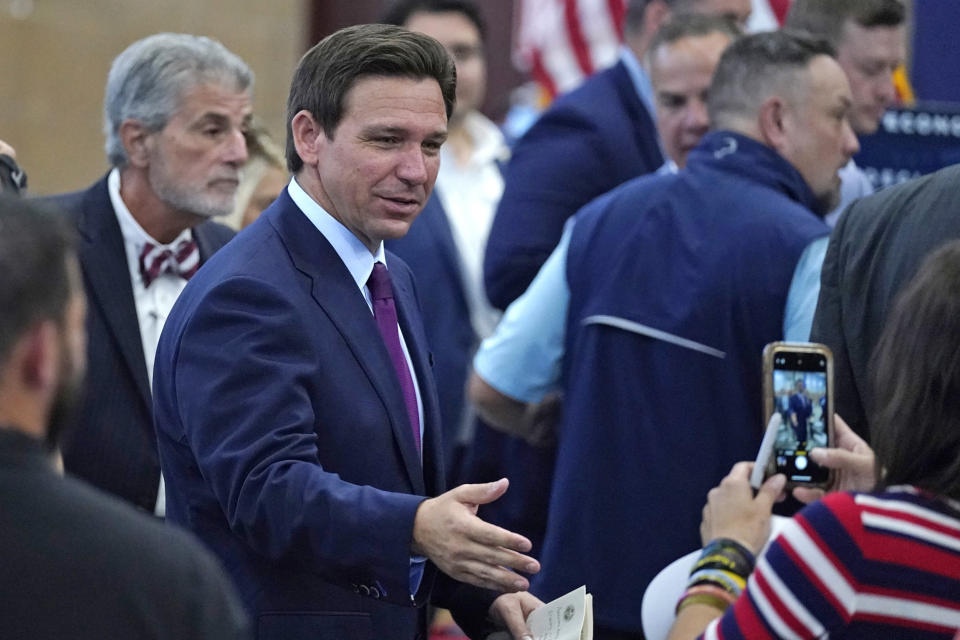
[{"xmin": 761, "ymin": 342, "xmax": 834, "ymax": 489}]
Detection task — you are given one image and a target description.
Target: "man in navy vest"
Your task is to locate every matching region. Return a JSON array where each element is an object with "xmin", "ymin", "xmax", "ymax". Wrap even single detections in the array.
[{"xmin": 470, "ymin": 31, "xmax": 858, "ymax": 638}]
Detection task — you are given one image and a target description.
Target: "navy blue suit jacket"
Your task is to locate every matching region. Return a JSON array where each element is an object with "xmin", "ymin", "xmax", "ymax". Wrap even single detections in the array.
[
  {"xmin": 42, "ymin": 175, "xmax": 234, "ymax": 510},
  {"xmin": 153, "ymin": 191, "xmax": 493, "ymax": 640},
  {"xmin": 484, "ymin": 60, "xmax": 664, "ymax": 309}
]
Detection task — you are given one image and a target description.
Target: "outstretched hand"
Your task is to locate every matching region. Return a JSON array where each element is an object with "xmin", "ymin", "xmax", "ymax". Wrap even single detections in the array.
[
  {"xmin": 412, "ymin": 478, "xmax": 540, "ymax": 593},
  {"xmin": 793, "ymin": 414, "xmax": 875, "ymax": 504}
]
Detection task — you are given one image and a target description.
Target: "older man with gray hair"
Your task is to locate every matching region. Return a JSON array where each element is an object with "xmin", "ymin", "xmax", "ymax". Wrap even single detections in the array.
[{"xmin": 43, "ymin": 33, "xmax": 250, "ymax": 514}]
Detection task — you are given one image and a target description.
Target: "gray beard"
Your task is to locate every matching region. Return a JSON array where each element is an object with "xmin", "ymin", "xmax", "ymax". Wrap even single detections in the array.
[{"xmin": 148, "ymin": 169, "xmax": 242, "ymax": 219}]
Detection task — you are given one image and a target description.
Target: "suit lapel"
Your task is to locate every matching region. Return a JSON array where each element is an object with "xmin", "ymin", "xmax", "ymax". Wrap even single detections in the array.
[
  {"xmin": 269, "ymin": 194, "xmax": 426, "ymax": 494},
  {"xmin": 75, "ymin": 178, "xmax": 152, "ymax": 410}
]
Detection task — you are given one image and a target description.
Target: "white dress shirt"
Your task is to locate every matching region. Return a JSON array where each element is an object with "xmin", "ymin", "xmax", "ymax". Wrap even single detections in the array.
[
  {"xmin": 108, "ymin": 167, "xmax": 193, "ymax": 517},
  {"xmin": 435, "ymin": 111, "xmax": 508, "ymax": 340}
]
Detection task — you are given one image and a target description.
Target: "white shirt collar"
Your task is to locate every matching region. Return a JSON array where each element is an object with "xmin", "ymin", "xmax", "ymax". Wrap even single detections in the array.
[{"xmin": 287, "ymin": 176, "xmax": 387, "ymax": 293}]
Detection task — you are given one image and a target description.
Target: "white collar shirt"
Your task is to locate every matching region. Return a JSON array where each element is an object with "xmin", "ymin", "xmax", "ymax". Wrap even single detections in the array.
[
  {"xmin": 108, "ymin": 167, "xmax": 194, "ymax": 517},
  {"xmin": 435, "ymin": 111, "xmax": 507, "ymax": 340}
]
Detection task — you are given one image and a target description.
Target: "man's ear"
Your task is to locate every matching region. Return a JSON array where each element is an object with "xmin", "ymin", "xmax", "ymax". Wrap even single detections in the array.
[
  {"xmin": 644, "ymin": 0, "xmax": 672, "ymax": 39},
  {"xmin": 291, "ymin": 110, "xmax": 328, "ymax": 168},
  {"xmin": 119, "ymin": 119, "xmax": 153, "ymax": 169},
  {"xmin": 758, "ymin": 95, "xmax": 790, "ymax": 154},
  {"xmin": 20, "ymin": 321, "xmax": 59, "ymax": 392}
]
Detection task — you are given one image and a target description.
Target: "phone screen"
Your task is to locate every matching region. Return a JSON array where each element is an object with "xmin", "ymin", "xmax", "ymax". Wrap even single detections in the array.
[{"xmin": 771, "ymin": 350, "xmax": 830, "ymax": 484}]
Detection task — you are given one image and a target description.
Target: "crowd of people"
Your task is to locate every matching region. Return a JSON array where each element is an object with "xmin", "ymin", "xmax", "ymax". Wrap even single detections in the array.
[{"xmin": 1, "ymin": 0, "xmax": 958, "ymax": 639}]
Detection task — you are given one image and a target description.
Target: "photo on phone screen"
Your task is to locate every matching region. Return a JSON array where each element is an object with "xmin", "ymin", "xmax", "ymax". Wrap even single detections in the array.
[{"xmin": 771, "ymin": 351, "xmax": 830, "ymax": 485}]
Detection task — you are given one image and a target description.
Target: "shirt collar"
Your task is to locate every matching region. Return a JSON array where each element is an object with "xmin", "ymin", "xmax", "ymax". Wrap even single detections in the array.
[
  {"xmin": 108, "ymin": 167, "xmax": 193, "ymax": 251},
  {"xmin": 287, "ymin": 176, "xmax": 387, "ymax": 292},
  {"xmin": 619, "ymin": 46, "xmax": 657, "ymax": 122}
]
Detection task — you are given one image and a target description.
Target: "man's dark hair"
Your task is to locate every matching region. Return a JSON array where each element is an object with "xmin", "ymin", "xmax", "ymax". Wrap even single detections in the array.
[
  {"xmin": 646, "ymin": 13, "xmax": 741, "ymax": 64},
  {"xmin": 785, "ymin": 0, "xmax": 905, "ymax": 49},
  {"xmin": 285, "ymin": 23, "xmax": 457, "ymax": 173},
  {"xmin": 707, "ymin": 30, "xmax": 835, "ymax": 130},
  {"xmin": 0, "ymin": 196, "xmax": 75, "ymax": 367},
  {"xmin": 380, "ymin": 0, "xmax": 486, "ymax": 41},
  {"xmin": 871, "ymin": 239, "xmax": 960, "ymax": 501}
]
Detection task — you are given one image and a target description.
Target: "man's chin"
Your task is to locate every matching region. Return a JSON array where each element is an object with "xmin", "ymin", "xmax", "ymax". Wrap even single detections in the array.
[{"xmin": 813, "ymin": 184, "xmax": 842, "ymax": 217}]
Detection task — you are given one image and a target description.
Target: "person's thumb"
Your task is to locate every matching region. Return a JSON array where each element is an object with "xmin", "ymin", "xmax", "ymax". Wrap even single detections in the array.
[
  {"xmin": 453, "ymin": 477, "xmax": 509, "ymax": 506},
  {"xmin": 758, "ymin": 473, "xmax": 787, "ymax": 507},
  {"xmin": 809, "ymin": 446, "xmax": 853, "ymax": 469}
]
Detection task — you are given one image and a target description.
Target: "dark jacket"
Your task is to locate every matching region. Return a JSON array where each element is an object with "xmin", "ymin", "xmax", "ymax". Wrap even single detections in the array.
[
  {"xmin": 533, "ymin": 132, "xmax": 828, "ymax": 632},
  {"xmin": 810, "ymin": 163, "xmax": 960, "ymax": 440},
  {"xmin": 0, "ymin": 428, "xmax": 248, "ymax": 639},
  {"xmin": 40, "ymin": 174, "xmax": 234, "ymax": 510}
]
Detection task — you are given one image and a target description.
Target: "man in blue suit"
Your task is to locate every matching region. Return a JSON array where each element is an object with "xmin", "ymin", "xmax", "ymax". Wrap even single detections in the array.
[
  {"xmin": 483, "ymin": 0, "xmax": 751, "ymax": 310},
  {"xmin": 45, "ymin": 34, "xmax": 246, "ymax": 513},
  {"xmin": 789, "ymin": 380, "xmax": 813, "ymax": 445},
  {"xmin": 153, "ymin": 24, "xmax": 540, "ymax": 640}
]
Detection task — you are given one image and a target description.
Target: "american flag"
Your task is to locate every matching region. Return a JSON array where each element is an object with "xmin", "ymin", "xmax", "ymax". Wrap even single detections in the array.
[{"xmin": 514, "ymin": 0, "xmax": 790, "ymax": 99}]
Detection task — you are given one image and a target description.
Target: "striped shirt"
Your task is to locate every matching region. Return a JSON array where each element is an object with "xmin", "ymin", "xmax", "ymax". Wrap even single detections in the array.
[{"xmin": 701, "ymin": 487, "xmax": 960, "ymax": 639}]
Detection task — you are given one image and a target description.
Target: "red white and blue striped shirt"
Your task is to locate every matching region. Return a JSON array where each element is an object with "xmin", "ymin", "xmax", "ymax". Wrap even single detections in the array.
[{"xmin": 702, "ymin": 487, "xmax": 960, "ymax": 639}]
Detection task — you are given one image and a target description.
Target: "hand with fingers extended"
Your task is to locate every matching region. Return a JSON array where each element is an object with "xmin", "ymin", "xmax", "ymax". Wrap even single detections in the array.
[
  {"xmin": 793, "ymin": 414, "xmax": 876, "ymax": 504},
  {"xmin": 700, "ymin": 462, "xmax": 786, "ymax": 556},
  {"xmin": 412, "ymin": 478, "xmax": 540, "ymax": 592},
  {"xmin": 488, "ymin": 590, "xmax": 543, "ymax": 640}
]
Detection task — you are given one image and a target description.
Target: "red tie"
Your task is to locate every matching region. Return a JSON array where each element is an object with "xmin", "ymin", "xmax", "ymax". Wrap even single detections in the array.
[
  {"xmin": 139, "ymin": 238, "xmax": 199, "ymax": 288},
  {"xmin": 367, "ymin": 262, "xmax": 421, "ymax": 453}
]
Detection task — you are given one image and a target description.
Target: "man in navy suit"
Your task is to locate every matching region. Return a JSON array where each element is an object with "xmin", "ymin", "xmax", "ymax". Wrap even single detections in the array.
[
  {"xmin": 483, "ymin": 0, "xmax": 751, "ymax": 309},
  {"xmin": 153, "ymin": 24, "xmax": 540, "ymax": 640},
  {"xmin": 789, "ymin": 380, "xmax": 813, "ymax": 445},
  {"xmin": 44, "ymin": 34, "xmax": 246, "ymax": 513}
]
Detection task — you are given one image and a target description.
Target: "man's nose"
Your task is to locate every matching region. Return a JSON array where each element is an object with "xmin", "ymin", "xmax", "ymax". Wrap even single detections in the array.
[
  {"xmin": 685, "ymin": 99, "xmax": 710, "ymax": 132},
  {"xmin": 397, "ymin": 146, "xmax": 429, "ymax": 185},
  {"xmin": 842, "ymin": 118, "xmax": 861, "ymax": 158},
  {"xmin": 223, "ymin": 128, "xmax": 249, "ymax": 166}
]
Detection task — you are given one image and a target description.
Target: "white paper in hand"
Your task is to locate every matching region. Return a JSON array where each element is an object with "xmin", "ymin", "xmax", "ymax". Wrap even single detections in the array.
[{"xmin": 526, "ymin": 585, "xmax": 593, "ymax": 640}]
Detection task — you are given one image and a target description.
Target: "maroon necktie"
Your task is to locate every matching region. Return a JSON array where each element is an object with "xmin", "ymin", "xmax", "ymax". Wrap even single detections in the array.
[
  {"xmin": 139, "ymin": 238, "xmax": 200, "ymax": 288},
  {"xmin": 367, "ymin": 262, "xmax": 421, "ymax": 453}
]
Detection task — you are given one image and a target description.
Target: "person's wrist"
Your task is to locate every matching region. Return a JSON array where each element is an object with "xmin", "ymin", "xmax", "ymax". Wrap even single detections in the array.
[{"xmin": 675, "ymin": 537, "xmax": 756, "ymax": 615}]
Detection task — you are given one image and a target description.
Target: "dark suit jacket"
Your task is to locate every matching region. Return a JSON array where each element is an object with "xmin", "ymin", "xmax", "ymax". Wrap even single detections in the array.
[
  {"xmin": 484, "ymin": 59, "xmax": 664, "ymax": 309},
  {"xmin": 810, "ymin": 163, "xmax": 960, "ymax": 440},
  {"xmin": 41, "ymin": 174, "xmax": 234, "ymax": 510},
  {"xmin": 0, "ymin": 428, "xmax": 248, "ymax": 639},
  {"xmin": 153, "ymin": 191, "xmax": 494, "ymax": 640}
]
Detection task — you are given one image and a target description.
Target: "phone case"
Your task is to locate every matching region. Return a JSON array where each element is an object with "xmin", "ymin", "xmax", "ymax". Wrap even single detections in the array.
[{"xmin": 761, "ymin": 341, "xmax": 835, "ymax": 490}]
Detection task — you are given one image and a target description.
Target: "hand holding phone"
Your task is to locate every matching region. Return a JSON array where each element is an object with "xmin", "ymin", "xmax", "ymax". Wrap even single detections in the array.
[{"xmin": 759, "ymin": 342, "xmax": 835, "ymax": 490}]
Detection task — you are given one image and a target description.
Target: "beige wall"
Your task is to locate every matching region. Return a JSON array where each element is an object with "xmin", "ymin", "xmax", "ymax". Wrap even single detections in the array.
[{"xmin": 0, "ymin": 0, "xmax": 305, "ymax": 195}]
